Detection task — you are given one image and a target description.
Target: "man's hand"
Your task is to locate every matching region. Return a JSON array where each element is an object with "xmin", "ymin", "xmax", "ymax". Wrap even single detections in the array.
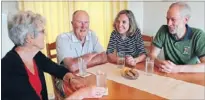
[
  {"xmin": 159, "ymin": 60, "xmax": 180, "ymax": 73},
  {"xmin": 125, "ymin": 55, "xmax": 136, "ymax": 67}
]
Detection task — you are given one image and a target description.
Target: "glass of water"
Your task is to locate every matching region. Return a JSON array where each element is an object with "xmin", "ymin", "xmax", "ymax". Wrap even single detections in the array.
[
  {"xmin": 145, "ymin": 57, "xmax": 154, "ymax": 75},
  {"xmin": 96, "ymin": 70, "xmax": 108, "ymax": 95},
  {"xmin": 117, "ymin": 51, "xmax": 125, "ymax": 68},
  {"xmin": 78, "ymin": 57, "xmax": 87, "ymax": 76}
]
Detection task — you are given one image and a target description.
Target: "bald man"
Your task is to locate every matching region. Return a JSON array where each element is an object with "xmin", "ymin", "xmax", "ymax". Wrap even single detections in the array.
[
  {"xmin": 150, "ymin": 2, "xmax": 205, "ymax": 73},
  {"xmin": 55, "ymin": 10, "xmax": 107, "ymax": 97}
]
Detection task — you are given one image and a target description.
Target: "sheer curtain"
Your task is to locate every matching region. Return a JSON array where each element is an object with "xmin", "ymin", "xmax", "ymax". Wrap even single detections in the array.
[{"xmin": 19, "ymin": 1, "xmax": 127, "ymax": 97}]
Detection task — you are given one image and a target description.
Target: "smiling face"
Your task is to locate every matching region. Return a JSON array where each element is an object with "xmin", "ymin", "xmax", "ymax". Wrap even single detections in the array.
[
  {"xmin": 166, "ymin": 5, "xmax": 188, "ymax": 35},
  {"xmin": 115, "ymin": 14, "xmax": 130, "ymax": 35},
  {"xmin": 72, "ymin": 11, "xmax": 89, "ymax": 40}
]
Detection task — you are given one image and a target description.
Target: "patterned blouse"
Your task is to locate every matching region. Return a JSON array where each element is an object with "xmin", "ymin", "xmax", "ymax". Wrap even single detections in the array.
[{"xmin": 106, "ymin": 29, "xmax": 146, "ymax": 58}]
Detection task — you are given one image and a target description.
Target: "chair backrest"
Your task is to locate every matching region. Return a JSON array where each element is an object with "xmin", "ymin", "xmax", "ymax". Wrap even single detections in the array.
[
  {"xmin": 142, "ymin": 35, "xmax": 153, "ymax": 53},
  {"xmin": 46, "ymin": 42, "xmax": 57, "ymax": 60},
  {"xmin": 142, "ymin": 35, "xmax": 153, "ymax": 42},
  {"xmin": 46, "ymin": 42, "xmax": 64, "ymax": 100}
]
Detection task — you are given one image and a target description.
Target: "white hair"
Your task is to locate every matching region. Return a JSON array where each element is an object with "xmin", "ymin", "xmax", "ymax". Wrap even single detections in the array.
[
  {"xmin": 169, "ymin": 2, "xmax": 191, "ymax": 18},
  {"xmin": 9, "ymin": 11, "xmax": 45, "ymax": 46}
]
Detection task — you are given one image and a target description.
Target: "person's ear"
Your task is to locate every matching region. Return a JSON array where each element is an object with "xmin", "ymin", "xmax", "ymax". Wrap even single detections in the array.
[
  {"xmin": 184, "ymin": 17, "xmax": 189, "ymax": 24},
  {"xmin": 25, "ymin": 33, "xmax": 34, "ymax": 44}
]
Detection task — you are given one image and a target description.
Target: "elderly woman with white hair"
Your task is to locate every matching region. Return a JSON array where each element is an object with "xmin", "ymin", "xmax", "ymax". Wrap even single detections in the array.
[{"xmin": 2, "ymin": 11, "xmax": 105, "ymax": 100}]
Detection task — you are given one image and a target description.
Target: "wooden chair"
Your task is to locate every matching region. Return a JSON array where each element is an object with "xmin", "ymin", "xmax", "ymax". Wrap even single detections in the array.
[
  {"xmin": 46, "ymin": 42, "xmax": 57, "ymax": 60},
  {"xmin": 46, "ymin": 42, "xmax": 64, "ymax": 100},
  {"xmin": 142, "ymin": 35, "xmax": 153, "ymax": 53}
]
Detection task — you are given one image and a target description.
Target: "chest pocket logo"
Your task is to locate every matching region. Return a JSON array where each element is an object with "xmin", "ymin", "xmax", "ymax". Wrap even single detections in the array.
[{"xmin": 183, "ymin": 46, "xmax": 190, "ymax": 55}]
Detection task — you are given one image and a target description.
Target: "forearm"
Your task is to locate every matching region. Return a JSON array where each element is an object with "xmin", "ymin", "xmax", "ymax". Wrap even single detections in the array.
[
  {"xmin": 63, "ymin": 58, "xmax": 79, "ymax": 72},
  {"xmin": 135, "ymin": 54, "xmax": 146, "ymax": 63},
  {"xmin": 107, "ymin": 53, "xmax": 118, "ymax": 64},
  {"xmin": 178, "ymin": 63, "xmax": 205, "ymax": 72},
  {"xmin": 66, "ymin": 93, "xmax": 83, "ymax": 100},
  {"xmin": 150, "ymin": 53, "xmax": 163, "ymax": 68},
  {"xmin": 66, "ymin": 92, "xmax": 84, "ymax": 100},
  {"xmin": 87, "ymin": 52, "xmax": 107, "ymax": 67}
]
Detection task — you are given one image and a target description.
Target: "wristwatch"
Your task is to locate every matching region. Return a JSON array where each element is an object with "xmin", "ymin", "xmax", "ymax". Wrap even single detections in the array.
[{"xmin": 68, "ymin": 77, "xmax": 74, "ymax": 84}]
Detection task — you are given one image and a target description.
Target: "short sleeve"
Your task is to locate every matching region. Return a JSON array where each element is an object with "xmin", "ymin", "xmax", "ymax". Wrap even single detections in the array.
[
  {"xmin": 152, "ymin": 25, "xmax": 167, "ymax": 49},
  {"xmin": 106, "ymin": 31, "xmax": 117, "ymax": 54},
  {"xmin": 194, "ymin": 30, "xmax": 205, "ymax": 58},
  {"xmin": 56, "ymin": 33, "xmax": 75, "ymax": 64},
  {"xmin": 91, "ymin": 31, "xmax": 104, "ymax": 53}
]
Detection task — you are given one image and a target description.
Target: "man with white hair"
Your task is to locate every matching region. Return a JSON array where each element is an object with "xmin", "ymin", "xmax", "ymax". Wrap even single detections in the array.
[
  {"xmin": 150, "ymin": 2, "xmax": 205, "ymax": 73},
  {"xmin": 55, "ymin": 10, "xmax": 107, "ymax": 97}
]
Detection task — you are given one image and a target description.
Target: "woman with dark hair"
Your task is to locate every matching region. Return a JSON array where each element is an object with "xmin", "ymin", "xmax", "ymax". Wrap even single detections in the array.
[{"xmin": 107, "ymin": 10, "xmax": 146, "ymax": 67}]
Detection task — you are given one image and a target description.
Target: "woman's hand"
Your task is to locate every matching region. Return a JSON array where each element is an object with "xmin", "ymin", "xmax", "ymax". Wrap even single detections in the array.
[
  {"xmin": 69, "ymin": 78, "xmax": 87, "ymax": 91},
  {"xmin": 65, "ymin": 86, "xmax": 105, "ymax": 100},
  {"xmin": 63, "ymin": 73, "xmax": 86, "ymax": 91},
  {"xmin": 125, "ymin": 55, "xmax": 136, "ymax": 67}
]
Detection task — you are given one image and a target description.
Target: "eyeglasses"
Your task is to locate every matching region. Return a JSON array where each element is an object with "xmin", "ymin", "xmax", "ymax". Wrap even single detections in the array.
[
  {"xmin": 38, "ymin": 29, "xmax": 45, "ymax": 34},
  {"xmin": 38, "ymin": 29, "xmax": 47, "ymax": 36}
]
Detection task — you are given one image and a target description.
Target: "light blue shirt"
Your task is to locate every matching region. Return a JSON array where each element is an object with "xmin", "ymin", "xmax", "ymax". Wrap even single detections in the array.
[{"xmin": 56, "ymin": 30, "xmax": 104, "ymax": 63}]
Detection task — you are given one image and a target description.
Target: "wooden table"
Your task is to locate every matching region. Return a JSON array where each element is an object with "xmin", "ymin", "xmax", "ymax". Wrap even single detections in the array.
[
  {"xmin": 135, "ymin": 62, "xmax": 205, "ymax": 86},
  {"xmin": 80, "ymin": 62, "xmax": 204, "ymax": 99}
]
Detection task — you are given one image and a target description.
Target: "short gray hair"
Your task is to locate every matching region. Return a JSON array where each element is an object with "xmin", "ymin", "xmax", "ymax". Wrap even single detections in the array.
[
  {"xmin": 9, "ymin": 11, "xmax": 45, "ymax": 46},
  {"xmin": 169, "ymin": 2, "xmax": 191, "ymax": 18}
]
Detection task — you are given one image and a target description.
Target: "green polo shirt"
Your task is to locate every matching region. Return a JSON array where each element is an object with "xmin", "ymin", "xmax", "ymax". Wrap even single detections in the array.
[{"xmin": 153, "ymin": 25, "xmax": 205, "ymax": 65}]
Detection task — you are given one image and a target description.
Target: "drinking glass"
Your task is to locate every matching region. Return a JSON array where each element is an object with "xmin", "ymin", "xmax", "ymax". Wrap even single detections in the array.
[
  {"xmin": 78, "ymin": 57, "xmax": 87, "ymax": 76},
  {"xmin": 117, "ymin": 51, "xmax": 125, "ymax": 68},
  {"xmin": 145, "ymin": 57, "xmax": 154, "ymax": 75},
  {"xmin": 96, "ymin": 70, "xmax": 108, "ymax": 95}
]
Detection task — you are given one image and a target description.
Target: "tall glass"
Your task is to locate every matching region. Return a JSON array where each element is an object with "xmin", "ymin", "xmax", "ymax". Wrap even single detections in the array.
[
  {"xmin": 96, "ymin": 70, "xmax": 108, "ymax": 95},
  {"xmin": 145, "ymin": 57, "xmax": 154, "ymax": 75},
  {"xmin": 78, "ymin": 57, "xmax": 87, "ymax": 76},
  {"xmin": 117, "ymin": 51, "xmax": 125, "ymax": 68}
]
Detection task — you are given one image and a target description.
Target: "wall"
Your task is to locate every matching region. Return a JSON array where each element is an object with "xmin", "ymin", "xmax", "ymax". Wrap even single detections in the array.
[
  {"xmin": 128, "ymin": 1, "xmax": 144, "ymax": 33},
  {"xmin": 143, "ymin": 2, "xmax": 205, "ymax": 36},
  {"xmin": 1, "ymin": 1, "xmax": 18, "ymax": 58}
]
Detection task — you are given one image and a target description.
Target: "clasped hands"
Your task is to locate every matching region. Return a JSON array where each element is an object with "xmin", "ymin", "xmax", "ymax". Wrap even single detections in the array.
[
  {"xmin": 125, "ymin": 55, "xmax": 137, "ymax": 67},
  {"xmin": 158, "ymin": 60, "xmax": 181, "ymax": 73}
]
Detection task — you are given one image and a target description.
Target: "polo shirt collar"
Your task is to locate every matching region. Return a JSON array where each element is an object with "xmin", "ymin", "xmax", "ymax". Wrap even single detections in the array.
[
  {"xmin": 171, "ymin": 24, "xmax": 192, "ymax": 41},
  {"xmin": 71, "ymin": 31, "xmax": 90, "ymax": 42},
  {"xmin": 182, "ymin": 24, "xmax": 192, "ymax": 40}
]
